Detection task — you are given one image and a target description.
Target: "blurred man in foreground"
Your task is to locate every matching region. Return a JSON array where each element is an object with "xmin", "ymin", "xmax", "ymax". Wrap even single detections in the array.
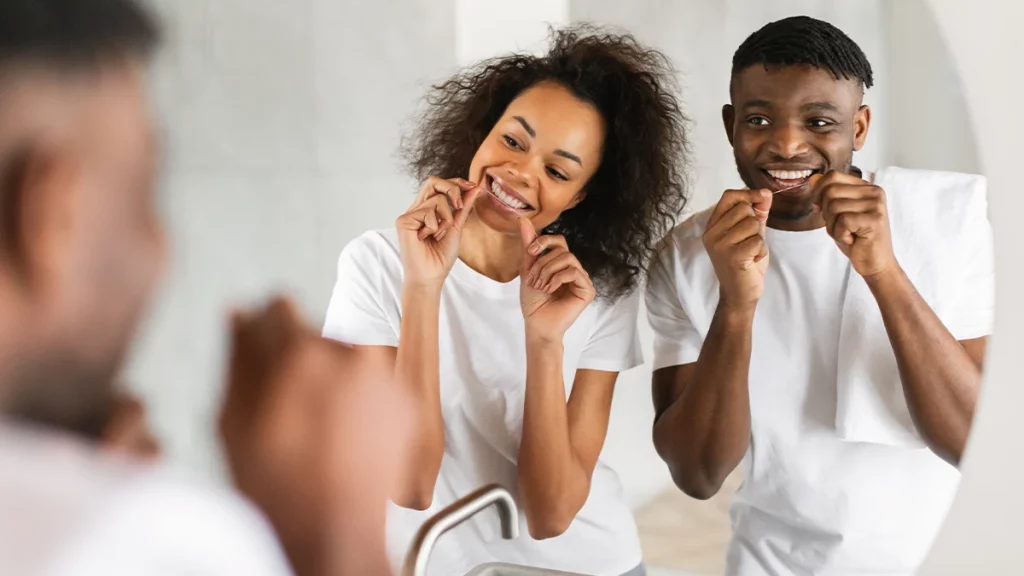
[{"xmin": 0, "ymin": 1, "xmax": 406, "ymax": 574}]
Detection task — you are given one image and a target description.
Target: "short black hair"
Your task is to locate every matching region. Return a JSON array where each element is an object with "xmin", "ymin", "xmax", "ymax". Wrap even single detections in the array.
[
  {"xmin": 0, "ymin": 0, "xmax": 160, "ymax": 71},
  {"xmin": 731, "ymin": 15, "xmax": 873, "ymax": 91}
]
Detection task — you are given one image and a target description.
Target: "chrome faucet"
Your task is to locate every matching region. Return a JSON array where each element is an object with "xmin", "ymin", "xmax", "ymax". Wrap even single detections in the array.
[{"xmin": 401, "ymin": 484, "xmax": 519, "ymax": 576}]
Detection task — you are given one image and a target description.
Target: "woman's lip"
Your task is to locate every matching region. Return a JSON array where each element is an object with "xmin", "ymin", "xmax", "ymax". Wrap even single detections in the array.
[
  {"xmin": 487, "ymin": 174, "xmax": 535, "ymax": 210},
  {"xmin": 483, "ymin": 174, "xmax": 532, "ymax": 214}
]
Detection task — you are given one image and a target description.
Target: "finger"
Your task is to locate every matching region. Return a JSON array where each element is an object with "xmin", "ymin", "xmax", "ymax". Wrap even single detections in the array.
[
  {"xmin": 534, "ymin": 252, "xmax": 580, "ymax": 291},
  {"xmin": 709, "ymin": 189, "xmax": 772, "ymax": 227},
  {"xmin": 820, "ymin": 198, "xmax": 879, "ymax": 217},
  {"xmin": 416, "ymin": 207, "xmax": 441, "ymax": 241},
  {"xmin": 454, "ymin": 185, "xmax": 485, "ymax": 228},
  {"xmin": 707, "ymin": 203, "xmax": 758, "ymax": 240},
  {"xmin": 519, "ymin": 217, "xmax": 539, "ymax": 270},
  {"xmin": 546, "ymin": 267, "xmax": 593, "ymax": 296},
  {"xmin": 819, "ymin": 185, "xmax": 883, "ymax": 216},
  {"xmin": 525, "ymin": 234, "xmax": 568, "ymax": 258},
  {"xmin": 424, "ymin": 195, "xmax": 455, "ymax": 236},
  {"xmin": 810, "ymin": 170, "xmax": 872, "ymax": 207},
  {"xmin": 830, "ymin": 212, "xmax": 877, "ymax": 246},
  {"xmin": 526, "ymin": 247, "xmax": 568, "ymax": 287},
  {"xmin": 752, "ymin": 190, "xmax": 772, "ymax": 226},
  {"xmin": 734, "ymin": 235, "xmax": 768, "ymax": 270},
  {"xmin": 753, "ymin": 237, "xmax": 769, "ymax": 264},
  {"xmin": 718, "ymin": 215, "xmax": 762, "ymax": 247},
  {"xmin": 415, "ymin": 176, "xmax": 476, "ymax": 209}
]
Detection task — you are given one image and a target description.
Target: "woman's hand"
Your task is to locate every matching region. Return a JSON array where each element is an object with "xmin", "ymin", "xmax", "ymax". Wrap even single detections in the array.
[
  {"xmin": 519, "ymin": 218, "xmax": 596, "ymax": 342},
  {"xmin": 396, "ymin": 177, "xmax": 482, "ymax": 288}
]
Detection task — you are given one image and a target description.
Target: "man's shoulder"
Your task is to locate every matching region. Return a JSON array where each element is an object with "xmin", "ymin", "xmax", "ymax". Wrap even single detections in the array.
[
  {"xmin": 654, "ymin": 205, "xmax": 716, "ymax": 259},
  {"xmin": 61, "ymin": 466, "xmax": 293, "ymax": 575},
  {"xmin": 876, "ymin": 166, "xmax": 987, "ymax": 212}
]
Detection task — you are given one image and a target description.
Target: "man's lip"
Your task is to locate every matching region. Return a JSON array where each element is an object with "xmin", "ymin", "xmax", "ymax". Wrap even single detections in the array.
[{"xmin": 759, "ymin": 167, "xmax": 822, "ymax": 192}]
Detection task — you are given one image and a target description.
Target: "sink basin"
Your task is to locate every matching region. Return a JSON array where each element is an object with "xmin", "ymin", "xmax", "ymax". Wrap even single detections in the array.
[{"xmin": 464, "ymin": 562, "xmax": 589, "ymax": 575}]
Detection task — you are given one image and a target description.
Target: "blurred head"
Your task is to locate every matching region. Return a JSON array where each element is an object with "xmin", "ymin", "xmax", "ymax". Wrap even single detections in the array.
[
  {"xmin": 724, "ymin": 15, "xmax": 873, "ymax": 222},
  {"xmin": 0, "ymin": 0, "xmax": 163, "ymax": 438},
  {"xmin": 404, "ymin": 24, "xmax": 690, "ymax": 298}
]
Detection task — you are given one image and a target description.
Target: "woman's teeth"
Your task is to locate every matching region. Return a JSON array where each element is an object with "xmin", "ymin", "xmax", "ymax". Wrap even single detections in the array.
[
  {"xmin": 491, "ymin": 180, "xmax": 529, "ymax": 210},
  {"xmin": 767, "ymin": 169, "xmax": 813, "ymax": 181}
]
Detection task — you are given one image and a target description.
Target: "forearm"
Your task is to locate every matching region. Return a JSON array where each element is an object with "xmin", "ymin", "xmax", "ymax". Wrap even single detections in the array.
[
  {"xmin": 867, "ymin": 266, "xmax": 980, "ymax": 464},
  {"xmin": 283, "ymin": 501, "xmax": 393, "ymax": 576},
  {"xmin": 654, "ymin": 302, "xmax": 754, "ymax": 499},
  {"xmin": 517, "ymin": 335, "xmax": 589, "ymax": 539},
  {"xmin": 393, "ymin": 284, "xmax": 446, "ymax": 508}
]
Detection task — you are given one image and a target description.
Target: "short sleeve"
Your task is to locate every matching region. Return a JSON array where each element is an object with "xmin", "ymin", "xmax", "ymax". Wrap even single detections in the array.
[
  {"xmin": 645, "ymin": 243, "xmax": 703, "ymax": 370},
  {"xmin": 321, "ymin": 233, "xmax": 400, "ymax": 348},
  {"xmin": 944, "ymin": 184, "xmax": 995, "ymax": 341},
  {"xmin": 576, "ymin": 290, "xmax": 644, "ymax": 373}
]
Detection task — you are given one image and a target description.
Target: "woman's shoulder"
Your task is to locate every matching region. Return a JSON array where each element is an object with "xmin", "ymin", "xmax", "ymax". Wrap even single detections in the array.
[{"xmin": 338, "ymin": 228, "xmax": 401, "ymax": 266}]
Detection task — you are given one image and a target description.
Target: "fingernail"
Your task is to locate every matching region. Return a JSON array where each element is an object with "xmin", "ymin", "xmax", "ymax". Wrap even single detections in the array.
[
  {"xmin": 529, "ymin": 243, "xmax": 542, "ymax": 255},
  {"xmin": 760, "ymin": 190, "xmax": 771, "ymax": 197}
]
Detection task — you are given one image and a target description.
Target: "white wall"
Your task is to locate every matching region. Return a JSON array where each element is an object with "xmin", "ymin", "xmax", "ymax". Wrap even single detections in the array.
[
  {"xmin": 130, "ymin": 0, "xmax": 458, "ymax": 476},
  {"xmin": 885, "ymin": 0, "xmax": 980, "ymax": 174}
]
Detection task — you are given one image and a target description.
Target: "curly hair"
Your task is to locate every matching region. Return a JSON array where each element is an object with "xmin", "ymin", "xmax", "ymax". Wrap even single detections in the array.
[{"xmin": 401, "ymin": 23, "xmax": 690, "ymax": 299}]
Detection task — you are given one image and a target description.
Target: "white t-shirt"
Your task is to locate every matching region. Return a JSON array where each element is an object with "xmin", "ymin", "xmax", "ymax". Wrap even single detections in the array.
[
  {"xmin": 645, "ymin": 191, "xmax": 993, "ymax": 575},
  {"xmin": 0, "ymin": 420, "xmax": 294, "ymax": 576},
  {"xmin": 322, "ymin": 229, "xmax": 645, "ymax": 576}
]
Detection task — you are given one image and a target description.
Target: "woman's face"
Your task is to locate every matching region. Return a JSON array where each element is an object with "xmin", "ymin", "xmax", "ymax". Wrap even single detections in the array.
[{"xmin": 468, "ymin": 81, "xmax": 605, "ymax": 235}]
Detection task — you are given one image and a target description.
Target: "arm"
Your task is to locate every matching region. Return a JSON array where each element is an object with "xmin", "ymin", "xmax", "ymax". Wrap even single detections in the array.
[
  {"xmin": 349, "ymin": 282, "xmax": 447, "ymax": 511},
  {"xmin": 388, "ymin": 282, "xmax": 446, "ymax": 509},
  {"xmin": 652, "ymin": 302, "xmax": 754, "ymax": 500},
  {"xmin": 649, "ymin": 189, "xmax": 773, "ymax": 500},
  {"xmin": 866, "ymin": 267, "xmax": 986, "ymax": 465},
  {"xmin": 813, "ymin": 171, "xmax": 989, "ymax": 466},
  {"xmin": 517, "ymin": 337, "xmax": 617, "ymax": 539},
  {"xmin": 332, "ymin": 177, "xmax": 483, "ymax": 510}
]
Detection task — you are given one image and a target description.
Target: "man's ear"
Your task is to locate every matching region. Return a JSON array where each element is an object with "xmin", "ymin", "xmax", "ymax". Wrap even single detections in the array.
[
  {"xmin": 853, "ymin": 105, "xmax": 871, "ymax": 152},
  {"xmin": 722, "ymin": 104, "xmax": 736, "ymax": 147},
  {"xmin": 2, "ymin": 143, "xmax": 79, "ymax": 288}
]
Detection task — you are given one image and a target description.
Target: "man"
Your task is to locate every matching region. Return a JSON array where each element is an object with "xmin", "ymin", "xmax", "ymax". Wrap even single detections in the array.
[
  {"xmin": 0, "ymin": 1, "xmax": 406, "ymax": 574},
  {"xmin": 647, "ymin": 15, "xmax": 992, "ymax": 576}
]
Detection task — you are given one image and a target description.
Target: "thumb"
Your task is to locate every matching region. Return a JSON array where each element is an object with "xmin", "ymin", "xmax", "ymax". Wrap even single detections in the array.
[
  {"xmin": 808, "ymin": 173, "xmax": 826, "ymax": 210},
  {"xmin": 519, "ymin": 216, "xmax": 538, "ymax": 248},
  {"xmin": 752, "ymin": 190, "xmax": 772, "ymax": 233},
  {"xmin": 454, "ymin": 185, "xmax": 484, "ymax": 228},
  {"xmin": 519, "ymin": 217, "xmax": 539, "ymax": 270}
]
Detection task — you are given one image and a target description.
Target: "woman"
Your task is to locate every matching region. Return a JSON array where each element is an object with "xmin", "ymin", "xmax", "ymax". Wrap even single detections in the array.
[{"xmin": 323, "ymin": 25, "xmax": 688, "ymax": 576}]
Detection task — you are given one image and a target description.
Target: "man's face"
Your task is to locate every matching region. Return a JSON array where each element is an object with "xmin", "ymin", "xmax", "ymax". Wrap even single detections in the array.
[
  {"xmin": 723, "ymin": 64, "xmax": 870, "ymax": 223},
  {"xmin": 3, "ymin": 62, "xmax": 166, "ymax": 436}
]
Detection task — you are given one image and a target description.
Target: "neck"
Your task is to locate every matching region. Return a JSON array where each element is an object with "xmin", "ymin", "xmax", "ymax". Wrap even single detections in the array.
[
  {"xmin": 767, "ymin": 210, "xmax": 827, "ymax": 232},
  {"xmin": 458, "ymin": 213, "xmax": 523, "ymax": 283}
]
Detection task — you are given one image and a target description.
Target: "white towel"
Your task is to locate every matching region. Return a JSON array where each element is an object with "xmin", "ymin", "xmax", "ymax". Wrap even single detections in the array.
[{"xmin": 834, "ymin": 166, "xmax": 993, "ymax": 447}]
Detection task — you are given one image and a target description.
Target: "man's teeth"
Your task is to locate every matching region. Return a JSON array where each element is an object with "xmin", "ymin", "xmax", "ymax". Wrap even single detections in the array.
[
  {"xmin": 491, "ymin": 180, "xmax": 529, "ymax": 210},
  {"xmin": 767, "ymin": 169, "xmax": 813, "ymax": 180}
]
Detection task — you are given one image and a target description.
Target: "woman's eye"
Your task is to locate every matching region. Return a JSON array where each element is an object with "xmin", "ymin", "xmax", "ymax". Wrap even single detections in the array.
[
  {"xmin": 546, "ymin": 167, "xmax": 568, "ymax": 181},
  {"xmin": 503, "ymin": 135, "xmax": 522, "ymax": 149}
]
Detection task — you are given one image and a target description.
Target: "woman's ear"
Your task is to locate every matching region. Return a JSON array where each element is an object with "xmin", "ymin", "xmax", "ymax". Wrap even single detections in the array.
[{"xmin": 566, "ymin": 189, "xmax": 587, "ymax": 210}]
